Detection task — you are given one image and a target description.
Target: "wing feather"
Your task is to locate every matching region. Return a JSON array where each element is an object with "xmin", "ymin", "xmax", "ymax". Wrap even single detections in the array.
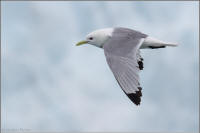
[{"xmin": 103, "ymin": 28, "xmax": 147, "ymax": 105}]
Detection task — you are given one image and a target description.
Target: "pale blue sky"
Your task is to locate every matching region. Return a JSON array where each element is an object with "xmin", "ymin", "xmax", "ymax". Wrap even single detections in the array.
[{"xmin": 1, "ymin": 1, "xmax": 199, "ymax": 132}]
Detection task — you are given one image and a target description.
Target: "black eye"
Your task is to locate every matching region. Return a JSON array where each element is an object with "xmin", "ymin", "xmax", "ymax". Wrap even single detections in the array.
[{"xmin": 89, "ymin": 37, "xmax": 93, "ymax": 40}]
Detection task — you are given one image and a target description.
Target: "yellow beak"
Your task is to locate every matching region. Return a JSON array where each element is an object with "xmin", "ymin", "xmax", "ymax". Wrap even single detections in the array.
[{"xmin": 76, "ymin": 40, "xmax": 89, "ymax": 46}]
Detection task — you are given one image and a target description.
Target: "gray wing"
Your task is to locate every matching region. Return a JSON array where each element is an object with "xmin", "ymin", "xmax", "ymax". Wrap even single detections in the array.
[{"xmin": 103, "ymin": 28, "xmax": 147, "ymax": 105}]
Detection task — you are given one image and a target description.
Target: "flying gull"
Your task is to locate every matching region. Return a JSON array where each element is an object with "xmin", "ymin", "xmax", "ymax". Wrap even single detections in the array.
[{"xmin": 76, "ymin": 27, "xmax": 177, "ymax": 105}]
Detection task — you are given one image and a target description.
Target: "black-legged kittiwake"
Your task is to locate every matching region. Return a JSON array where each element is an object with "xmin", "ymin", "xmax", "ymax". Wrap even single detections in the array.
[{"xmin": 76, "ymin": 27, "xmax": 178, "ymax": 106}]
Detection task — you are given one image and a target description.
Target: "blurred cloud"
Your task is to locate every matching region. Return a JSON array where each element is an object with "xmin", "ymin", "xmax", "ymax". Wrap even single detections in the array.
[{"xmin": 1, "ymin": 1, "xmax": 199, "ymax": 132}]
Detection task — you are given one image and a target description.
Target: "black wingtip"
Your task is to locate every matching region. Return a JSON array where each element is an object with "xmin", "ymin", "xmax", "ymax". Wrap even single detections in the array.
[
  {"xmin": 127, "ymin": 87, "xmax": 142, "ymax": 105},
  {"xmin": 138, "ymin": 60, "xmax": 143, "ymax": 70},
  {"xmin": 148, "ymin": 46, "xmax": 166, "ymax": 49}
]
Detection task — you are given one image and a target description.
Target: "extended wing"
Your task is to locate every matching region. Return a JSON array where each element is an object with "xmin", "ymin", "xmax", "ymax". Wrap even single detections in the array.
[{"xmin": 103, "ymin": 28, "xmax": 147, "ymax": 105}]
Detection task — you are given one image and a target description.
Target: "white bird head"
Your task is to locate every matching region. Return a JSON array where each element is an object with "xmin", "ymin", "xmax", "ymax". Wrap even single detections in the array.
[{"xmin": 76, "ymin": 28, "xmax": 114, "ymax": 48}]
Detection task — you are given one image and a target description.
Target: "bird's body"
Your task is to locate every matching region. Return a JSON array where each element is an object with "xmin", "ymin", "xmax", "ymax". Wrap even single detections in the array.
[{"xmin": 76, "ymin": 27, "xmax": 178, "ymax": 105}]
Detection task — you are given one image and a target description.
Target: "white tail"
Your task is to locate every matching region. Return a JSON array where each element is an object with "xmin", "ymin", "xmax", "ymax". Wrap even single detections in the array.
[
  {"xmin": 163, "ymin": 43, "xmax": 178, "ymax": 47},
  {"xmin": 141, "ymin": 36, "xmax": 178, "ymax": 49}
]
